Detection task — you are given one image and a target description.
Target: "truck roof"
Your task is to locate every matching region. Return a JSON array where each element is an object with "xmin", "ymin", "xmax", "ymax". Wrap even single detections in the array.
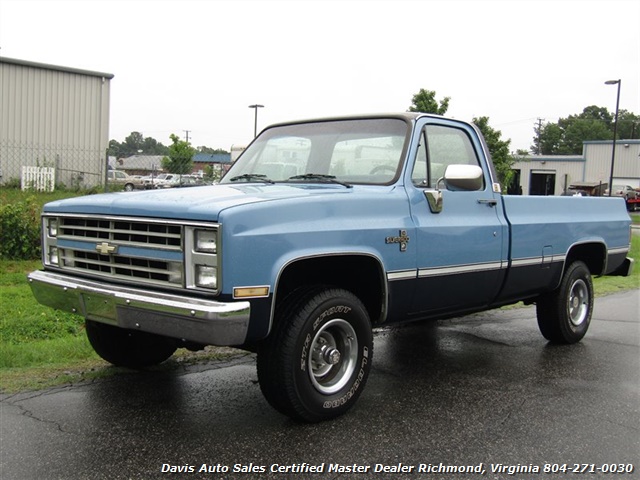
[{"xmin": 264, "ymin": 112, "xmax": 456, "ymax": 129}]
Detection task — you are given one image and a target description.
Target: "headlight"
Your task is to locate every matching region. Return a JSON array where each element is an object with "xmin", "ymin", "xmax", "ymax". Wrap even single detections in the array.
[
  {"xmin": 49, "ymin": 246, "xmax": 59, "ymax": 265},
  {"xmin": 195, "ymin": 265, "xmax": 217, "ymax": 289},
  {"xmin": 194, "ymin": 229, "xmax": 217, "ymax": 253},
  {"xmin": 186, "ymin": 226, "xmax": 219, "ymax": 292},
  {"xmin": 48, "ymin": 218, "xmax": 58, "ymax": 237}
]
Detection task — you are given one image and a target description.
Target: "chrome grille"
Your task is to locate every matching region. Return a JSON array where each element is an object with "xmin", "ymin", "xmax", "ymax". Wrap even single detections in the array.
[
  {"xmin": 59, "ymin": 250, "xmax": 181, "ymax": 285},
  {"xmin": 53, "ymin": 216, "xmax": 184, "ymax": 288},
  {"xmin": 59, "ymin": 218, "xmax": 181, "ymax": 250}
]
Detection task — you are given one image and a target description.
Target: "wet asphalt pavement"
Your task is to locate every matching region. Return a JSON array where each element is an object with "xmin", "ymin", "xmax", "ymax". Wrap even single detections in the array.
[{"xmin": 1, "ymin": 290, "xmax": 639, "ymax": 480}]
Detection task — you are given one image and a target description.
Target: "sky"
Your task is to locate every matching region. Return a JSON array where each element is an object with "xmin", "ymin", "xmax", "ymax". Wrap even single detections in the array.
[{"xmin": 1, "ymin": 0, "xmax": 638, "ymax": 152}]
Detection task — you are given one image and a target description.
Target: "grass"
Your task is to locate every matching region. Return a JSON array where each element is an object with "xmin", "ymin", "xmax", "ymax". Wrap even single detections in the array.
[
  {"xmin": 0, "ymin": 257, "xmax": 244, "ymax": 392},
  {"xmin": 593, "ymin": 234, "xmax": 640, "ymax": 294},
  {"xmin": 0, "ymin": 188, "xmax": 94, "ymax": 209},
  {"xmin": 0, "ymin": 260, "xmax": 243, "ymax": 393},
  {"xmin": 1, "ymin": 260, "xmax": 86, "ymax": 346}
]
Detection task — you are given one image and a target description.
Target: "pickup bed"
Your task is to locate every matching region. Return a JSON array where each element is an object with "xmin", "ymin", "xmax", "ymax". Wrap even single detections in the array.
[{"xmin": 29, "ymin": 113, "xmax": 633, "ymax": 422}]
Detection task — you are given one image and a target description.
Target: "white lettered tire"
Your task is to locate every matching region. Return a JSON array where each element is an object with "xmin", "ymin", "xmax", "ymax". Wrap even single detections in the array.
[{"xmin": 257, "ymin": 287, "xmax": 373, "ymax": 422}]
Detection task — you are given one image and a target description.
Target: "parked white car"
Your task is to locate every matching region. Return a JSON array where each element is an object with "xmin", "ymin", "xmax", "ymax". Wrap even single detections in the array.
[
  {"xmin": 158, "ymin": 175, "xmax": 200, "ymax": 188},
  {"xmin": 142, "ymin": 173, "xmax": 177, "ymax": 189}
]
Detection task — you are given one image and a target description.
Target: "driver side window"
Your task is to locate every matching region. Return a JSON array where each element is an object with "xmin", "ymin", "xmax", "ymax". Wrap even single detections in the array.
[{"xmin": 412, "ymin": 124, "xmax": 481, "ymax": 189}]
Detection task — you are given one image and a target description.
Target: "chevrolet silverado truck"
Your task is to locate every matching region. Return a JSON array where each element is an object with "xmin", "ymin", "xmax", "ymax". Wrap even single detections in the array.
[{"xmin": 29, "ymin": 113, "xmax": 634, "ymax": 422}]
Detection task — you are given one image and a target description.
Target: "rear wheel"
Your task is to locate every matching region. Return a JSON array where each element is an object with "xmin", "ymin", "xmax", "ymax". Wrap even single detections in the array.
[
  {"xmin": 86, "ymin": 320, "xmax": 177, "ymax": 368},
  {"xmin": 536, "ymin": 261, "xmax": 593, "ymax": 344},
  {"xmin": 257, "ymin": 287, "xmax": 373, "ymax": 422}
]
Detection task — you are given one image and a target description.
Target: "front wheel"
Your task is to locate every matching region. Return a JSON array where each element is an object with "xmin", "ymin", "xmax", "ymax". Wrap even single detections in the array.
[
  {"xmin": 536, "ymin": 261, "xmax": 593, "ymax": 344},
  {"xmin": 86, "ymin": 320, "xmax": 177, "ymax": 368},
  {"xmin": 257, "ymin": 287, "xmax": 373, "ymax": 422}
]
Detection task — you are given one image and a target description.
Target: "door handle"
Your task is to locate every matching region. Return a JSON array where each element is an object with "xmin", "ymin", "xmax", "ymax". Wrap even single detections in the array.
[{"xmin": 477, "ymin": 199, "xmax": 497, "ymax": 207}]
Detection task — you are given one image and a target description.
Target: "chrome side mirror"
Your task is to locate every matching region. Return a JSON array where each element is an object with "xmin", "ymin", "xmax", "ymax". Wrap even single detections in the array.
[
  {"xmin": 443, "ymin": 164, "xmax": 484, "ymax": 191},
  {"xmin": 423, "ymin": 164, "xmax": 484, "ymax": 214}
]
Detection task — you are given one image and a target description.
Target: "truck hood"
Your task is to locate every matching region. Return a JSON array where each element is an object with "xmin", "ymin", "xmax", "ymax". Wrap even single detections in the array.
[{"xmin": 42, "ymin": 184, "xmax": 354, "ymax": 221}]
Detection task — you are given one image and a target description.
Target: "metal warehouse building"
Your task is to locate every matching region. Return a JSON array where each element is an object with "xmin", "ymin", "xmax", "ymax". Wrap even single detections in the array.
[
  {"xmin": 0, "ymin": 56, "xmax": 113, "ymax": 189},
  {"xmin": 511, "ymin": 140, "xmax": 640, "ymax": 195}
]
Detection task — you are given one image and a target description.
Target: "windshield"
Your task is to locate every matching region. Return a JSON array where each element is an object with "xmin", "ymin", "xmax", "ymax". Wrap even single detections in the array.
[{"xmin": 221, "ymin": 118, "xmax": 409, "ymax": 185}]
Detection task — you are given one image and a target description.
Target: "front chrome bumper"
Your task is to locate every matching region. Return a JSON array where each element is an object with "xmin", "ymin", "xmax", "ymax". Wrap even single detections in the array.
[{"xmin": 28, "ymin": 270, "xmax": 251, "ymax": 346}]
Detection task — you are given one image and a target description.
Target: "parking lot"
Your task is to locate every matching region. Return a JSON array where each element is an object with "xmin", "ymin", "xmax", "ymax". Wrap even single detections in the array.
[{"xmin": 1, "ymin": 290, "xmax": 638, "ymax": 480}]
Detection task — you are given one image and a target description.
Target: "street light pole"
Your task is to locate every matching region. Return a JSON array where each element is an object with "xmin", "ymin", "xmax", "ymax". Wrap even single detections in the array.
[
  {"xmin": 248, "ymin": 104, "xmax": 264, "ymax": 138},
  {"xmin": 605, "ymin": 79, "xmax": 621, "ymax": 196}
]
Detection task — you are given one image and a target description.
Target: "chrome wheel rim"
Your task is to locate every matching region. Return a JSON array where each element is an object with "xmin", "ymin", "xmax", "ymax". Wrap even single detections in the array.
[
  {"xmin": 568, "ymin": 279, "xmax": 589, "ymax": 326},
  {"xmin": 308, "ymin": 319, "xmax": 358, "ymax": 395}
]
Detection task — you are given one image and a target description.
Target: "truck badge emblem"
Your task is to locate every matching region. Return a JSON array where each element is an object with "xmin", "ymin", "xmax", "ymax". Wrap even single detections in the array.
[
  {"xmin": 96, "ymin": 242, "xmax": 118, "ymax": 255},
  {"xmin": 385, "ymin": 230, "xmax": 410, "ymax": 252}
]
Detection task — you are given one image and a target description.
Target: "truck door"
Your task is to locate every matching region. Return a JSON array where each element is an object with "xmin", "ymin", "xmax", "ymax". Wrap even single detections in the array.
[{"xmin": 407, "ymin": 120, "xmax": 508, "ymax": 316}]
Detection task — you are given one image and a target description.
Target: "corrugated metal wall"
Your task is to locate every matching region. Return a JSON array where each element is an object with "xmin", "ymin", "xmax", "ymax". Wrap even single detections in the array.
[
  {"xmin": 0, "ymin": 57, "xmax": 112, "ymax": 188},
  {"xmin": 510, "ymin": 141, "xmax": 640, "ymax": 195},
  {"xmin": 584, "ymin": 141, "xmax": 640, "ymax": 186}
]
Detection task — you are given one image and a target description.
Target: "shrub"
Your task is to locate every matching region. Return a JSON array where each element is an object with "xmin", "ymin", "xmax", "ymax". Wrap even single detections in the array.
[
  {"xmin": 0, "ymin": 196, "xmax": 42, "ymax": 260},
  {"xmin": 2, "ymin": 178, "xmax": 22, "ymax": 189}
]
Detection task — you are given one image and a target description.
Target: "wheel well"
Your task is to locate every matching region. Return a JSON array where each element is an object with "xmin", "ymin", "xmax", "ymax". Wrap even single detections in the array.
[
  {"xmin": 565, "ymin": 242, "xmax": 606, "ymax": 276},
  {"xmin": 275, "ymin": 255, "xmax": 386, "ymax": 324}
]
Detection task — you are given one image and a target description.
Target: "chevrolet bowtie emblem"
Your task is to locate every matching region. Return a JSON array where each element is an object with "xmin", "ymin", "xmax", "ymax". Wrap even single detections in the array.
[{"xmin": 96, "ymin": 242, "xmax": 118, "ymax": 255}]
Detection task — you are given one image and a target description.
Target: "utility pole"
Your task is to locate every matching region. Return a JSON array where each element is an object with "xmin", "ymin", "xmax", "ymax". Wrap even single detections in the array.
[
  {"xmin": 536, "ymin": 118, "xmax": 544, "ymax": 155},
  {"xmin": 183, "ymin": 130, "xmax": 191, "ymax": 143}
]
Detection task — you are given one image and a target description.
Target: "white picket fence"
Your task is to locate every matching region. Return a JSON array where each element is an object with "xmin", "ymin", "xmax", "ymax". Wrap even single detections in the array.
[{"xmin": 21, "ymin": 166, "xmax": 55, "ymax": 192}]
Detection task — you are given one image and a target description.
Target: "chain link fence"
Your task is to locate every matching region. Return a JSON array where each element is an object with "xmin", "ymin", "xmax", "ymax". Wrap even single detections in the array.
[{"xmin": 0, "ymin": 140, "xmax": 107, "ymax": 191}]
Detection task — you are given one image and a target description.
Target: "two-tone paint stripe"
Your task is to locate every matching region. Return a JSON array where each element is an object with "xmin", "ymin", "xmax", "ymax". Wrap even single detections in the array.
[
  {"xmin": 387, "ymin": 260, "xmax": 506, "ymax": 281},
  {"xmin": 386, "ymin": 244, "xmax": 630, "ymax": 282},
  {"xmin": 510, "ymin": 255, "xmax": 566, "ymax": 268}
]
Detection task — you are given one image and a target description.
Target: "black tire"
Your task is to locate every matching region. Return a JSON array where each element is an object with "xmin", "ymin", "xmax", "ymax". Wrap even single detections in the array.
[
  {"xmin": 86, "ymin": 320, "xmax": 177, "ymax": 368},
  {"xmin": 536, "ymin": 261, "xmax": 593, "ymax": 344},
  {"xmin": 124, "ymin": 183, "xmax": 134, "ymax": 192},
  {"xmin": 257, "ymin": 287, "xmax": 373, "ymax": 422}
]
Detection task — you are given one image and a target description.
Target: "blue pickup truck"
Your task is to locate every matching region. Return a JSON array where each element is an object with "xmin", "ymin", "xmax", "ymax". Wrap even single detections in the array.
[{"xmin": 29, "ymin": 113, "xmax": 633, "ymax": 422}]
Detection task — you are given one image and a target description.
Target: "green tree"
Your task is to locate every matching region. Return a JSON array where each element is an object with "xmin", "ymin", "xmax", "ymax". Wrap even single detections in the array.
[
  {"xmin": 108, "ymin": 132, "xmax": 169, "ymax": 157},
  {"xmin": 532, "ymin": 105, "xmax": 640, "ymax": 155},
  {"xmin": 534, "ymin": 123, "xmax": 563, "ymax": 155},
  {"xmin": 559, "ymin": 117, "xmax": 611, "ymax": 154},
  {"xmin": 197, "ymin": 146, "xmax": 230, "ymax": 155},
  {"xmin": 107, "ymin": 139, "xmax": 122, "ymax": 157},
  {"xmin": 408, "ymin": 89, "xmax": 450, "ymax": 115},
  {"xmin": 618, "ymin": 110, "xmax": 640, "ymax": 139},
  {"xmin": 123, "ymin": 131, "xmax": 145, "ymax": 153},
  {"xmin": 162, "ymin": 134, "xmax": 195, "ymax": 175},
  {"xmin": 472, "ymin": 116, "xmax": 514, "ymax": 191},
  {"xmin": 142, "ymin": 137, "xmax": 170, "ymax": 155}
]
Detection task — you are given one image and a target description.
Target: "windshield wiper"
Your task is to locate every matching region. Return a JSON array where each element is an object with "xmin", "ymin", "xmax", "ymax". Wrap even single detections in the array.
[
  {"xmin": 228, "ymin": 174, "xmax": 275, "ymax": 184},
  {"xmin": 287, "ymin": 173, "xmax": 352, "ymax": 188}
]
